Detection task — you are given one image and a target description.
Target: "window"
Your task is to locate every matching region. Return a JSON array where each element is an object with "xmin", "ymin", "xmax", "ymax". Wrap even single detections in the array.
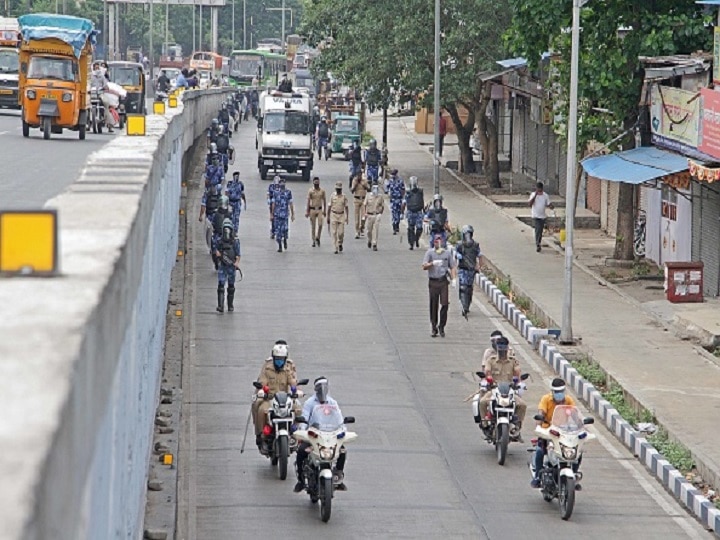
[
  {"xmin": 0, "ymin": 51, "xmax": 18, "ymax": 74},
  {"xmin": 27, "ymin": 56, "xmax": 75, "ymax": 82}
]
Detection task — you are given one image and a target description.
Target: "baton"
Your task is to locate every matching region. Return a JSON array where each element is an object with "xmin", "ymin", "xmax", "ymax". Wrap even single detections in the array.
[{"xmin": 239, "ymin": 402, "xmax": 253, "ymax": 454}]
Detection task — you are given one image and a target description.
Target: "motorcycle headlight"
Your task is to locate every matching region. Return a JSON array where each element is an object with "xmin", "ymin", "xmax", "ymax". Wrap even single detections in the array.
[
  {"xmin": 62, "ymin": 92, "xmax": 73, "ymax": 102},
  {"xmin": 26, "ymin": 89, "xmax": 36, "ymax": 100},
  {"xmin": 561, "ymin": 444, "xmax": 577, "ymax": 460},
  {"xmin": 319, "ymin": 446, "xmax": 335, "ymax": 460}
]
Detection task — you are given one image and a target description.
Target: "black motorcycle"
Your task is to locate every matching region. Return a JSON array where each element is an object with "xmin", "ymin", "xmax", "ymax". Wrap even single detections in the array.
[{"xmin": 89, "ymin": 87, "xmax": 106, "ymax": 134}]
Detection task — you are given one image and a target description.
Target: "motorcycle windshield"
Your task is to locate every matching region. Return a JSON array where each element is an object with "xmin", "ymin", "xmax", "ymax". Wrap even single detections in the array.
[
  {"xmin": 308, "ymin": 404, "xmax": 344, "ymax": 432},
  {"xmin": 550, "ymin": 405, "xmax": 584, "ymax": 434}
]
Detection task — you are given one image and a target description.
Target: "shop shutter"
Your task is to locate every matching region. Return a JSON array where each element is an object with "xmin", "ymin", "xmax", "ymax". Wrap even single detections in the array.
[
  {"xmin": 692, "ymin": 182, "xmax": 702, "ymax": 260},
  {"xmin": 699, "ymin": 184, "xmax": 720, "ymax": 296}
]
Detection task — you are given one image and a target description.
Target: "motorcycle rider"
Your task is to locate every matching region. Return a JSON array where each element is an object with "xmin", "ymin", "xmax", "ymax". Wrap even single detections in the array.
[
  {"xmin": 531, "ymin": 378, "xmax": 578, "ymax": 488},
  {"xmin": 402, "ymin": 176, "xmax": 425, "ymax": 250},
  {"xmin": 252, "ymin": 341, "xmax": 300, "ymax": 451},
  {"xmin": 156, "ymin": 69, "xmax": 170, "ymax": 94},
  {"xmin": 455, "ymin": 225, "xmax": 483, "ymax": 319},
  {"xmin": 364, "ymin": 139, "xmax": 382, "ymax": 183},
  {"xmin": 294, "ymin": 377, "xmax": 348, "ymax": 492},
  {"xmin": 316, "ymin": 116, "xmax": 331, "ymax": 159},
  {"xmin": 482, "ymin": 330, "xmax": 516, "ymax": 369},
  {"xmin": 478, "ymin": 336, "xmax": 526, "ymax": 440},
  {"xmin": 424, "ymin": 194, "xmax": 451, "ymax": 246}
]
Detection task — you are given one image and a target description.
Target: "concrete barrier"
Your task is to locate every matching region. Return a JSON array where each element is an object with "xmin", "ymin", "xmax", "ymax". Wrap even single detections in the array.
[{"xmin": 0, "ymin": 88, "xmax": 228, "ymax": 540}]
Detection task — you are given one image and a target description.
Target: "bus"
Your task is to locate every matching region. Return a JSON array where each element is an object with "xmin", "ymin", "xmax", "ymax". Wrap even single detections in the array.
[{"xmin": 228, "ymin": 49, "xmax": 286, "ymax": 88}]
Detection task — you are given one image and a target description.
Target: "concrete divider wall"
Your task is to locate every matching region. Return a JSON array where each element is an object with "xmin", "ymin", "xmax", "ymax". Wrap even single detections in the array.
[{"xmin": 0, "ymin": 88, "xmax": 228, "ymax": 540}]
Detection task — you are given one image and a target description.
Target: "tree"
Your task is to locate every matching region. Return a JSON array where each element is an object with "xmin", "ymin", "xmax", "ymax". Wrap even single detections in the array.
[{"xmin": 506, "ymin": 0, "xmax": 711, "ymax": 259}]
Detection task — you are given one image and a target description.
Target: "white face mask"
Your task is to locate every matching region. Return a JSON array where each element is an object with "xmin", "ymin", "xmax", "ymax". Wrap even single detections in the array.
[{"xmin": 372, "ymin": 186, "xmax": 379, "ymax": 195}]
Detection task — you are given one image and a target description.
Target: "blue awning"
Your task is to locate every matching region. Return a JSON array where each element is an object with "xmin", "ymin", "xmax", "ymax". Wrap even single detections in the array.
[
  {"xmin": 697, "ymin": 0, "xmax": 720, "ymax": 4},
  {"xmin": 581, "ymin": 147, "xmax": 688, "ymax": 184}
]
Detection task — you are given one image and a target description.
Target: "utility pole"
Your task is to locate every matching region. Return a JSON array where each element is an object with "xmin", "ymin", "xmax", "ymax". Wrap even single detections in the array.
[
  {"xmin": 432, "ymin": 0, "xmax": 441, "ymax": 195},
  {"xmin": 192, "ymin": 0, "xmax": 196, "ymax": 53},
  {"xmin": 149, "ymin": 0, "xmax": 154, "ymax": 79},
  {"xmin": 281, "ymin": 0, "xmax": 285, "ymax": 47},
  {"xmin": 199, "ymin": 3, "xmax": 203, "ymax": 50},
  {"xmin": 232, "ymin": 0, "xmax": 235, "ymax": 46},
  {"xmin": 561, "ymin": 0, "xmax": 585, "ymax": 344}
]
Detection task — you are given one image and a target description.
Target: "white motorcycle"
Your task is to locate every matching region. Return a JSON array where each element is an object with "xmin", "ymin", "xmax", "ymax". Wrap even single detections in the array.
[
  {"xmin": 472, "ymin": 372, "xmax": 529, "ymax": 465},
  {"xmin": 529, "ymin": 405, "xmax": 596, "ymax": 520},
  {"xmin": 294, "ymin": 404, "xmax": 357, "ymax": 522},
  {"xmin": 253, "ymin": 378, "xmax": 309, "ymax": 480}
]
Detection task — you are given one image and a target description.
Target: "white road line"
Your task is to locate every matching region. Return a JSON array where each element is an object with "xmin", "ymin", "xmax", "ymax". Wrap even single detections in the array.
[
  {"xmin": 0, "ymin": 131, "xmax": 9, "ymax": 135},
  {"xmin": 472, "ymin": 295, "xmax": 704, "ymax": 538}
]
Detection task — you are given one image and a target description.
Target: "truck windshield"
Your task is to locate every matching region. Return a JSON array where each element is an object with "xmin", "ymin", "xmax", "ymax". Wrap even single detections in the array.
[
  {"xmin": 109, "ymin": 66, "xmax": 141, "ymax": 86},
  {"xmin": 265, "ymin": 111, "xmax": 309, "ymax": 134},
  {"xmin": 27, "ymin": 56, "xmax": 74, "ymax": 81},
  {"xmin": 0, "ymin": 50, "xmax": 18, "ymax": 74}
]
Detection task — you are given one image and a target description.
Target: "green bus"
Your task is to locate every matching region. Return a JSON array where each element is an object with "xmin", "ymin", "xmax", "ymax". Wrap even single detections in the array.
[{"xmin": 228, "ymin": 49, "xmax": 286, "ymax": 87}]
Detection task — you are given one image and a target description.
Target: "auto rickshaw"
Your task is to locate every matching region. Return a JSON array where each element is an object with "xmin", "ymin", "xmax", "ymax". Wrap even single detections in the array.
[
  {"xmin": 330, "ymin": 114, "xmax": 362, "ymax": 160},
  {"xmin": 107, "ymin": 61, "xmax": 145, "ymax": 128}
]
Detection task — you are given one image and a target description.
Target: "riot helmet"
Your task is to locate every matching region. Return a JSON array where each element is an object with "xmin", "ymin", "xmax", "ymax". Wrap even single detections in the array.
[
  {"xmin": 551, "ymin": 378, "xmax": 566, "ymax": 403},
  {"xmin": 433, "ymin": 193, "xmax": 443, "ymax": 210},
  {"xmin": 222, "ymin": 217, "xmax": 234, "ymax": 241},
  {"xmin": 409, "ymin": 176, "xmax": 418, "ymax": 190},
  {"xmin": 314, "ymin": 376, "xmax": 329, "ymax": 403},
  {"xmin": 461, "ymin": 224, "xmax": 474, "ymax": 245},
  {"xmin": 219, "ymin": 195, "xmax": 229, "ymax": 211},
  {"xmin": 369, "ymin": 139, "xmax": 377, "ymax": 149},
  {"xmin": 271, "ymin": 340, "xmax": 288, "ymax": 371}
]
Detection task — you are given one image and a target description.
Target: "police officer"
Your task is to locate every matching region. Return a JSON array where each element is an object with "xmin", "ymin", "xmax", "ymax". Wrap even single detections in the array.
[
  {"xmin": 211, "ymin": 195, "xmax": 232, "ymax": 269},
  {"xmin": 225, "ymin": 171, "xmax": 246, "ymax": 234},
  {"xmin": 478, "ymin": 336, "xmax": 526, "ymax": 438},
  {"xmin": 306, "ymin": 176, "xmax": 327, "ymax": 247},
  {"xmin": 363, "ymin": 180, "xmax": 385, "ymax": 251},
  {"xmin": 207, "ymin": 118, "xmax": 219, "ymax": 147},
  {"xmin": 214, "ymin": 218, "xmax": 241, "ymax": 313},
  {"xmin": 455, "ymin": 225, "xmax": 483, "ymax": 319},
  {"xmin": 384, "ymin": 168, "xmax": 406, "ymax": 235},
  {"xmin": 316, "ymin": 116, "xmax": 331, "ymax": 159},
  {"xmin": 402, "ymin": 176, "xmax": 425, "ymax": 250},
  {"xmin": 200, "ymin": 181, "xmax": 223, "ymax": 258},
  {"xmin": 350, "ymin": 173, "xmax": 369, "ymax": 239},
  {"xmin": 327, "ymin": 181, "xmax": 349, "ymax": 254},
  {"xmin": 252, "ymin": 341, "xmax": 299, "ymax": 449},
  {"xmin": 421, "ymin": 233, "xmax": 457, "ymax": 337},
  {"xmin": 278, "ymin": 73, "xmax": 293, "ymax": 92},
  {"xmin": 267, "ymin": 176, "xmax": 282, "ymax": 239},
  {"xmin": 270, "ymin": 177, "xmax": 295, "ymax": 252},
  {"xmin": 218, "ymin": 102, "xmax": 230, "ymax": 133},
  {"xmin": 364, "ymin": 139, "xmax": 382, "ymax": 183},
  {"xmin": 348, "ymin": 140, "xmax": 363, "ymax": 188},
  {"xmin": 424, "ymin": 194, "xmax": 451, "ymax": 246},
  {"xmin": 215, "ymin": 125, "xmax": 231, "ymax": 173}
]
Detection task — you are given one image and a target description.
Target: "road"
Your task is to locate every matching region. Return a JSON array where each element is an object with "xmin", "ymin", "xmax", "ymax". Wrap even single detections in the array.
[
  {"xmin": 0, "ymin": 107, "xmax": 117, "ymax": 209},
  {"xmin": 179, "ymin": 119, "xmax": 708, "ymax": 539}
]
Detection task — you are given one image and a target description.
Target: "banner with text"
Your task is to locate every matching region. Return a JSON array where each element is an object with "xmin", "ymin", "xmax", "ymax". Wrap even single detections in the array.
[
  {"xmin": 650, "ymin": 85, "xmax": 700, "ymax": 149},
  {"xmin": 699, "ymin": 87, "xmax": 720, "ymax": 160}
]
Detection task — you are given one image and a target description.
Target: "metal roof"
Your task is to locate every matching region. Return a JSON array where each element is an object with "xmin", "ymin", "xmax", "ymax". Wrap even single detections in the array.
[{"xmin": 581, "ymin": 147, "xmax": 688, "ymax": 184}]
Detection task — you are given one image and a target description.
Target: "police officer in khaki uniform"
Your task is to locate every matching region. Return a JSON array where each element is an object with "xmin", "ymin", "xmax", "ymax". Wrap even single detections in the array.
[
  {"xmin": 327, "ymin": 181, "xmax": 349, "ymax": 254},
  {"xmin": 252, "ymin": 341, "xmax": 300, "ymax": 448},
  {"xmin": 305, "ymin": 176, "xmax": 327, "ymax": 247},
  {"xmin": 363, "ymin": 180, "xmax": 385, "ymax": 251},
  {"xmin": 350, "ymin": 173, "xmax": 369, "ymax": 239},
  {"xmin": 478, "ymin": 336, "xmax": 526, "ymax": 435}
]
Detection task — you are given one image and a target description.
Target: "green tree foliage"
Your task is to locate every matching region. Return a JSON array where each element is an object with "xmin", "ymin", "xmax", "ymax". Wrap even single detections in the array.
[{"xmin": 506, "ymin": 0, "xmax": 711, "ymax": 258}]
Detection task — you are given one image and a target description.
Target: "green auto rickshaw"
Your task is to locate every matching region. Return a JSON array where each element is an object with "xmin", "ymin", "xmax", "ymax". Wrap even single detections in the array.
[{"xmin": 330, "ymin": 114, "xmax": 362, "ymax": 160}]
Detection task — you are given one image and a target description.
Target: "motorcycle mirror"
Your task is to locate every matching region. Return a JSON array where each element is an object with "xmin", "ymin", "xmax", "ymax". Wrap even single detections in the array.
[
  {"xmin": 583, "ymin": 417, "xmax": 595, "ymax": 425},
  {"xmin": 476, "ymin": 371, "xmax": 486, "ymax": 379},
  {"xmin": 533, "ymin": 414, "xmax": 544, "ymax": 422},
  {"xmin": 297, "ymin": 378, "xmax": 309, "ymax": 386},
  {"xmin": 520, "ymin": 373, "xmax": 530, "ymax": 381},
  {"xmin": 343, "ymin": 416, "xmax": 356, "ymax": 424},
  {"xmin": 252, "ymin": 381, "xmax": 262, "ymax": 389},
  {"xmin": 295, "ymin": 415, "xmax": 306, "ymax": 424}
]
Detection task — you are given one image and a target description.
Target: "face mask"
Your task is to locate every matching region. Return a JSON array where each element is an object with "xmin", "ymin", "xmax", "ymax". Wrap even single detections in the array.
[
  {"xmin": 313, "ymin": 183, "xmax": 320, "ymax": 189},
  {"xmin": 553, "ymin": 391, "xmax": 565, "ymax": 402},
  {"xmin": 336, "ymin": 188, "xmax": 342, "ymax": 194},
  {"xmin": 273, "ymin": 358, "xmax": 286, "ymax": 370}
]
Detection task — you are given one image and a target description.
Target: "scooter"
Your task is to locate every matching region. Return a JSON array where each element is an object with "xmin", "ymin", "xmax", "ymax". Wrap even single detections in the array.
[
  {"xmin": 529, "ymin": 405, "xmax": 596, "ymax": 520},
  {"xmin": 253, "ymin": 378, "xmax": 309, "ymax": 480},
  {"xmin": 472, "ymin": 372, "xmax": 529, "ymax": 465},
  {"xmin": 89, "ymin": 87, "xmax": 105, "ymax": 134},
  {"xmin": 293, "ymin": 405, "xmax": 357, "ymax": 522}
]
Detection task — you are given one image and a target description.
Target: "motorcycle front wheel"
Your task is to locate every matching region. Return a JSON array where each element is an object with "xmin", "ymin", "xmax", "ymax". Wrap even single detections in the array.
[
  {"xmin": 277, "ymin": 435, "xmax": 288, "ymax": 480},
  {"xmin": 319, "ymin": 475, "xmax": 332, "ymax": 522},
  {"xmin": 496, "ymin": 423, "xmax": 509, "ymax": 465},
  {"xmin": 559, "ymin": 476, "xmax": 575, "ymax": 520}
]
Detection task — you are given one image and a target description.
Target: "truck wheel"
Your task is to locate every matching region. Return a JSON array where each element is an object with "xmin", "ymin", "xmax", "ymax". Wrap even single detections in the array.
[{"xmin": 42, "ymin": 116, "xmax": 51, "ymax": 140}]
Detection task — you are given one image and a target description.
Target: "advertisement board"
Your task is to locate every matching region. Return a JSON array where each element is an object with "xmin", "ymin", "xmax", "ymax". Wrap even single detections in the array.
[
  {"xmin": 699, "ymin": 87, "xmax": 720, "ymax": 160},
  {"xmin": 650, "ymin": 85, "xmax": 700, "ymax": 149}
]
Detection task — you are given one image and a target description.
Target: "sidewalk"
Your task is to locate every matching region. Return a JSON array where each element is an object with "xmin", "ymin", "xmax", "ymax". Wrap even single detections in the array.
[{"xmin": 368, "ymin": 112, "xmax": 720, "ymax": 500}]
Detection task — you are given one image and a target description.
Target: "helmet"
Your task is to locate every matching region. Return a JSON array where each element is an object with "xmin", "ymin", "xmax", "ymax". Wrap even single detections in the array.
[
  {"xmin": 369, "ymin": 138, "xmax": 377, "ymax": 148},
  {"xmin": 494, "ymin": 336, "xmax": 509, "ymax": 355},
  {"xmin": 551, "ymin": 378, "xmax": 566, "ymax": 403},
  {"xmin": 461, "ymin": 225, "xmax": 474, "ymax": 237},
  {"xmin": 273, "ymin": 175, "xmax": 281, "ymax": 184},
  {"xmin": 222, "ymin": 217, "xmax": 233, "ymax": 230},
  {"xmin": 221, "ymin": 102, "xmax": 227, "ymax": 110},
  {"xmin": 390, "ymin": 168, "xmax": 398, "ymax": 176},
  {"xmin": 314, "ymin": 376, "xmax": 329, "ymax": 403},
  {"xmin": 219, "ymin": 195, "xmax": 229, "ymax": 210},
  {"xmin": 272, "ymin": 341, "xmax": 288, "ymax": 370},
  {"xmin": 433, "ymin": 193, "xmax": 443, "ymax": 202},
  {"xmin": 409, "ymin": 176, "xmax": 418, "ymax": 189},
  {"xmin": 227, "ymin": 95, "xmax": 233, "ymax": 102},
  {"xmin": 490, "ymin": 330, "xmax": 503, "ymax": 348},
  {"xmin": 211, "ymin": 118, "xmax": 219, "ymax": 127},
  {"xmin": 217, "ymin": 124, "xmax": 224, "ymax": 134},
  {"xmin": 210, "ymin": 142, "xmax": 217, "ymax": 153},
  {"xmin": 222, "ymin": 217, "xmax": 234, "ymax": 240}
]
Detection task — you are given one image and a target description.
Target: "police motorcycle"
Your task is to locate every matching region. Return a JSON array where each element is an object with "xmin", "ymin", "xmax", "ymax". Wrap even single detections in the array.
[
  {"xmin": 253, "ymin": 378, "xmax": 309, "ymax": 480},
  {"xmin": 89, "ymin": 86, "xmax": 106, "ymax": 134},
  {"xmin": 293, "ymin": 405, "xmax": 357, "ymax": 522},
  {"xmin": 529, "ymin": 405, "xmax": 596, "ymax": 520},
  {"xmin": 471, "ymin": 372, "xmax": 529, "ymax": 465}
]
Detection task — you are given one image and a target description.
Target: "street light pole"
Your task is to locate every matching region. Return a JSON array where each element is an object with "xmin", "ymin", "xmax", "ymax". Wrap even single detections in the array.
[
  {"xmin": 432, "ymin": 0, "xmax": 441, "ymax": 195},
  {"xmin": 232, "ymin": 0, "xmax": 235, "ymax": 46},
  {"xmin": 243, "ymin": 0, "xmax": 246, "ymax": 49},
  {"xmin": 149, "ymin": 0, "xmax": 154, "ymax": 78},
  {"xmin": 281, "ymin": 0, "xmax": 286, "ymax": 47},
  {"xmin": 560, "ymin": 0, "xmax": 583, "ymax": 344}
]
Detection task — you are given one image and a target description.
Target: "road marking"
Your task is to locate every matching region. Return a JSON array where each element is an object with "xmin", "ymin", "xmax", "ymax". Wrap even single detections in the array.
[
  {"xmin": 0, "ymin": 131, "xmax": 9, "ymax": 136},
  {"xmin": 472, "ymin": 295, "xmax": 704, "ymax": 538}
]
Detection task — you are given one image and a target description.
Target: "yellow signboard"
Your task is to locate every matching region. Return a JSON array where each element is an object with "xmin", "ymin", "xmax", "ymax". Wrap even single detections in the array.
[
  {"xmin": 0, "ymin": 210, "xmax": 58, "ymax": 275},
  {"xmin": 168, "ymin": 95, "xmax": 178, "ymax": 108},
  {"xmin": 152, "ymin": 100, "xmax": 166, "ymax": 115},
  {"xmin": 126, "ymin": 114, "xmax": 146, "ymax": 136}
]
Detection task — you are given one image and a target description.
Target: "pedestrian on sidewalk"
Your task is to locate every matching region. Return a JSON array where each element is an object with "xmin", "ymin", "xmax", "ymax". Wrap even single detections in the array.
[
  {"xmin": 350, "ymin": 173, "xmax": 370, "ymax": 239},
  {"xmin": 528, "ymin": 182, "xmax": 553, "ymax": 252},
  {"xmin": 385, "ymin": 169, "xmax": 406, "ymax": 235},
  {"xmin": 455, "ymin": 225, "xmax": 482, "ymax": 319},
  {"xmin": 363, "ymin": 180, "xmax": 385, "ymax": 251},
  {"xmin": 306, "ymin": 176, "xmax": 326, "ymax": 247},
  {"xmin": 270, "ymin": 177, "xmax": 295, "ymax": 253},
  {"xmin": 328, "ymin": 181, "xmax": 349, "ymax": 254},
  {"xmin": 403, "ymin": 176, "xmax": 425, "ymax": 250},
  {"xmin": 438, "ymin": 111, "xmax": 447, "ymax": 157},
  {"xmin": 421, "ymin": 233, "xmax": 457, "ymax": 338}
]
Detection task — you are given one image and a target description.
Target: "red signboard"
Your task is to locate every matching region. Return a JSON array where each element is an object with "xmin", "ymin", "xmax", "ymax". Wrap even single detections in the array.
[{"xmin": 699, "ymin": 88, "xmax": 720, "ymax": 159}]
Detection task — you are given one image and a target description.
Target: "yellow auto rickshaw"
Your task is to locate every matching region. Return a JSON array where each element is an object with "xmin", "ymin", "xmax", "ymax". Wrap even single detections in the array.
[{"xmin": 108, "ymin": 61, "xmax": 146, "ymax": 128}]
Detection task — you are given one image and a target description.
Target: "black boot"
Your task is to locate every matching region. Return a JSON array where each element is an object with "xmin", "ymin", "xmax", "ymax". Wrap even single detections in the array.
[
  {"xmin": 216, "ymin": 285, "xmax": 224, "ymax": 313},
  {"xmin": 227, "ymin": 286, "xmax": 235, "ymax": 312},
  {"xmin": 415, "ymin": 228, "xmax": 422, "ymax": 248},
  {"xmin": 408, "ymin": 227, "xmax": 415, "ymax": 249}
]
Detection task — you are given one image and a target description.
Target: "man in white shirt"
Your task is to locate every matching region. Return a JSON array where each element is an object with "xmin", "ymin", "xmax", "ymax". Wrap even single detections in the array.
[{"xmin": 528, "ymin": 181, "xmax": 553, "ymax": 252}]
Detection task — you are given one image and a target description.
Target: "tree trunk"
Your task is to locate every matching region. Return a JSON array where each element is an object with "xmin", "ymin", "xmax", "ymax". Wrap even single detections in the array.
[
  {"xmin": 613, "ymin": 182, "xmax": 635, "ymax": 260},
  {"xmin": 446, "ymin": 104, "xmax": 475, "ymax": 173},
  {"xmin": 476, "ymin": 82, "xmax": 501, "ymax": 188}
]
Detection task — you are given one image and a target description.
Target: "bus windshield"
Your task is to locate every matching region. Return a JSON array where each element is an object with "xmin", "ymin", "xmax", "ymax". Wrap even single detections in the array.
[
  {"xmin": 27, "ymin": 56, "xmax": 74, "ymax": 81},
  {"xmin": 264, "ymin": 111, "xmax": 309, "ymax": 134},
  {"xmin": 230, "ymin": 54, "xmax": 261, "ymax": 77},
  {"xmin": 0, "ymin": 50, "xmax": 18, "ymax": 73}
]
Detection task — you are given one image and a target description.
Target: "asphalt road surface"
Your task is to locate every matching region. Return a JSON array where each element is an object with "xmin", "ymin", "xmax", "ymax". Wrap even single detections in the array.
[{"xmin": 178, "ymin": 118, "xmax": 709, "ymax": 539}]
